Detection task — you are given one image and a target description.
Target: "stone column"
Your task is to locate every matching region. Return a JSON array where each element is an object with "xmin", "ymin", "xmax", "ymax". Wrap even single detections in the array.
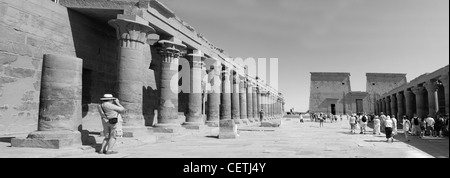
[
  {"xmin": 154, "ymin": 38, "xmax": 187, "ymax": 131},
  {"xmin": 183, "ymin": 51, "xmax": 206, "ymax": 129},
  {"xmin": 268, "ymin": 94, "xmax": 272, "ymax": 119},
  {"xmin": 396, "ymin": 92, "xmax": 404, "ymax": 120},
  {"xmin": 386, "ymin": 97, "xmax": 391, "ymax": 116},
  {"xmin": 220, "ymin": 68, "xmax": 232, "ymax": 120},
  {"xmin": 412, "ymin": 86, "xmax": 426, "ymax": 118},
  {"xmin": 252, "ymin": 86, "xmax": 258, "ymax": 122},
  {"xmin": 247, "ymin": 81, "xmax": 254, "ymax": 122},
  {"xmin": 257, "ymin": 87, "xmax": 262, "ymax": 121},
  {"xmin": 425, "ymin": 81, "xmax": 438, "ymax": 118},
  {"xmin": 108, "ymin": 18, "xmax": 155, "ymax": 128},
  {"xmin": 440, "ymin": 74, "xmax": 449, "ymax": 115},
  {"xmin": 12, "ymin": 54, "xmax": 83, "ymax": 148},
  {"xmin": 260, "ymin": 92, "xmax": 266, "ymax": 120},
  {"xmin": 239, "ymin": 77, "xmax": 248, "ymax": 123},
  {"xmin": 231, "ymin": 70, "xmax": 241, "ymax": 123},
  {"xmin": 381, "ymin": 98, "xmax": 386, "ymax": 114},
  {"xmin": 206, "ymin": 63, "xmax": 221, "ymax": 127},
  {"xmin": 390, "ymin": 94, "xmax": 397, "ymax": 118},
  {"xmin": 404, "ymin": 90, "xmax": 413, "ymax": 119}
]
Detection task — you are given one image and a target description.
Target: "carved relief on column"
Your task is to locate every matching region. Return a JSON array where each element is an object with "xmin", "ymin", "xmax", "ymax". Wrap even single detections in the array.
[
  {"xmin": 412, "ymin": 86, "xmax": 426, "ymax": 118},
  {"xmin": 155, "ymin": 38, "xmax": 187, "ymax": 129},
  {"xmin": 390, "ymin": 94, "xmax": 397, "ymax": 118},
  {"xmin": 109, "ymin": 18, "xmax": 155, "ymax": 49},
  {"xmin": 108, "ymin": 18, "xmax": 155, "ymax": 127},
  {"xmin": 425, "ymin": 80, "xmax": 439, "ymax": 118},
  {"xmin": 439, "ymin": 74, "xmax": 449, "ymax": 115},
  {"xmin": 396, "ymin": 92, "xmax": 404, "ymax": 119},
  {"xmin": 404, "ymin": 90, "xmax": 413, "ymax": 119}
]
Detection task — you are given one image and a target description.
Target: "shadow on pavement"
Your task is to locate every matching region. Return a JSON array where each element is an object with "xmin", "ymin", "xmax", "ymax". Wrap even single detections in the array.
[
  {"xmin": 367, "ymin": 121, "xmax": 449, "ymax": 158},
  {"xmin": 0, "ymin": 137, "xmax": 14, "ymax": 143}
]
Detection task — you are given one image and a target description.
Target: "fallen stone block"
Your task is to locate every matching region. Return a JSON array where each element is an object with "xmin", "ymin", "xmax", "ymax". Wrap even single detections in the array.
[{"xmin": 219, "ymin": 119, "xmax": 237, "ymax": 139}]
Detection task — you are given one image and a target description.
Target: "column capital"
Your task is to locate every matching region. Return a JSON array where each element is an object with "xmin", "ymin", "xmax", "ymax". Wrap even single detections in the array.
[
  {"xmin": 424, "ymin": 80, "xmax": 439, "ymax": 92},
  {"xmin": 186, "ymin": 50, "xmax": 206, "ymax": 68},
  {"xmin": 412, "ymin": 86, "xmax": 426, "ymax": 95},
  {"xmin": 157, "ymin": 37, "xmax": 187, "ymax": 60},
  {"xmin": 440, "ymin": 74, "xmax": 449, "ymax": 87},
  {"xmin": 108, "ymin": 18, "xmax": 155, "ymax": 48},
  {"xmin": 396, "ymin": 92, "xmax": 403, "ymax": 99}
]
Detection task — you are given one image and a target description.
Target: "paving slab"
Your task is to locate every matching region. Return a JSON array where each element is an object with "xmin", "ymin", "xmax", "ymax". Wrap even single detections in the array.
[{"xmin": 0, "ymin": 118, "xmax": 447, "ymax": 158}]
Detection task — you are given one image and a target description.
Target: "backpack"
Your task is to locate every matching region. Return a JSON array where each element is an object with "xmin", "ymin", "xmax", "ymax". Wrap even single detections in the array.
[
  {"xmin": 362, "ymin": 116, "xmax": 367, "ymax": 122},
  {"xmin": 413, "ymin": 117, "xmax": 419, "ymax": 125}
]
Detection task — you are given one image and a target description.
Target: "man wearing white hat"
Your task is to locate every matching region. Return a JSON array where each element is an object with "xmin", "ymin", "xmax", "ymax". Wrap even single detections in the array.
[{"xmin": 97, "ymin": 94, "xmax": 125, "ymax": 155}]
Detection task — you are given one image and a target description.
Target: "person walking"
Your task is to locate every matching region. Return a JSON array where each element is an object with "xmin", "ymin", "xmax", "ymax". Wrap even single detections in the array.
[
  {"xmin": 384, "ymin": 116, "xmax": 394, "ymax": 142},
  {"xmin": 425, "ymin": 115, "xmax": 435, "ymax": 137},
  {"xmin": 97, "ymin": 94, "xmax": 125, "ymax": 155},
  {"xmin": 360, "ymin": 113, "xmax": 368, "ymax": 134},
  {"xmin": 373, "ymin": 115, "xmax": 381, "ymax": 135},
  {"xmin": 420, "ymin": 117, "xmax": 426, "ymax": 138},
  {"xmin": 299, "ymin": 113, "xmax": 304, "ymax": 123},
  {"xmin": 391, "ymin": 115, "xmax": 398, "ymax": 140},
  {"xmin": 402, "ymin": 115, "xmax": 411, "ymax": 142},
  {"xmin": 380, "ymin": 112, "xmax": 387, "ymax": 134},
  {"xmin": 319, "ymin": 113, "xmax": 324, "ymax": 127},
  {"xmin": 435, "ymin": 114, "xmax": 444, "ymax": 137},
  {"xmin": 349, "ymin": 113, "xmax": 357, "ymax": 134},
  {"xmin": 259, "ymin": 109, "xmax": 265, "ymax": 122},
  {"xmin": 411, "ymin": 114, "xmax": 421, "ymax": 136}
]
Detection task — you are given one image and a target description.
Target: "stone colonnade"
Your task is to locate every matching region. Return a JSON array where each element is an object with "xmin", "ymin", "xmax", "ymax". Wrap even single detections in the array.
[
  {"xmin": 375, "ymin": 74, "xmax": 449, "ymax": 121},
  {"xmin": 108, "ymin": 16, "xmax": 284, "ymax": 132}
]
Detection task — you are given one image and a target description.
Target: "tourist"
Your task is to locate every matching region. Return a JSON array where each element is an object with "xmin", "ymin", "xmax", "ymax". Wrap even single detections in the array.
[
  {"xmin": 391, "ymin": 115, "xmax": 397, "ymax": 139},
  {"xmin": 340, "ymin": 114, "xmax": 343, "ymax": 121},
  {"xmin": 380, "ymin": 112, "xmax": 387, "ymax": 133},
  {"xmin": 299, "ymin": 113, "xmax": 304, "ymax": 123},
  {"xmin": 384, "ymin": 116, "xmax": 394, "ymax": 142},
  {"xmin": 411, "ymin": 114, "xmax": 420, "ymax": 136},
  {"xmin": 373, "ymin": 115, "xmax": 381, "ymax": 135},
  {"xmin": 319, "ymin": 113, "xmax": 324, "ymax": 127},
  {"xmin": 97, "ymin": 94, "xmax": 125, "ymax": 155},
  {"xmin": 349, "ymin": 113, "xmax": 357, "ymax": 134},
  {"xmin": 360, "ymin": 113, "xmax": 368, "ymax": 134},
  {"xmin": 435, "ymin": 114, "xmax": 444, "ymax": 137},
  {"xmin": 259, "ymin": 109, "xmax": 265, "ymax": 122},
  {"xmin": 402, "ymin": 115, "xmax": 411, "ymax": 142},
  {"xmin": 420, "ymin": 117, "xmax": 426, "ymax": 138},
  {"xmin": 425, "ymin": 115, "xmax": 435, "ymax": 137}
]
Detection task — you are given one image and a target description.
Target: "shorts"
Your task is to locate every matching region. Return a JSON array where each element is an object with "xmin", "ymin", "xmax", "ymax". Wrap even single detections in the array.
[{"xmin": 103, "ymin": 122, "xmax": 117, "ymax": 139}]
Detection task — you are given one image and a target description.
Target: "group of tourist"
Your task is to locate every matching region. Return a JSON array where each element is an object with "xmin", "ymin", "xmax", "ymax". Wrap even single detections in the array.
[
  {"xmin": 310, "ymin": 113, "xmax": 342, "ymax": 126},
  {"xmin": 348, "ymin": 112, "xmax": 370, "ymax": 135},
  {"xmin": 372, "ymin": 112, "xmax": 449, "ymax": 143}
]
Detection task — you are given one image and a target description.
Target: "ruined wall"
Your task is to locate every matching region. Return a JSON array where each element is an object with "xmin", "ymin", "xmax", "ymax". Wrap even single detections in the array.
[
  {"xmin": 0, "ymin": 0, "xmax": 76, "ymax": 135},
  {"xmin": 309, "ymin": 73, "xmax": 351, "ymax": 114},
  {"xmin": 365, "ymin": 73, "xmax": 407, "ymax": 114}
]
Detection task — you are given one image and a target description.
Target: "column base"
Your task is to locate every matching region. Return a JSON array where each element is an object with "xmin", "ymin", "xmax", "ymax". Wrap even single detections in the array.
[
  {"xmin": 206, "ymin": 121, "xmax": 219, "ymax": 127},
  {"xmin": 152, "ymin": 123, "xmax": 185, "ymax": 133},
  {"xmin": 233, "ymin": 119, "xmax": 244, "ymax": 125},
  {"xmin": 182, "ymin": 122, "xmax": 207, "ymax": 130},
  {"xmin": 11, "ymin": 130, "xmax": 82, "ymax": 149},
  {"xmin": 219, "ymin": 119, "xmax": 237, "ymax": 139}
]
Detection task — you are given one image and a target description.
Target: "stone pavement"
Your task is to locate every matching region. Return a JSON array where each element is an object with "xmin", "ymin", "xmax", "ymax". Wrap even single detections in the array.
[{"xmin": 0, "ymin": 118, "xmax": 447, "ymax": 158}]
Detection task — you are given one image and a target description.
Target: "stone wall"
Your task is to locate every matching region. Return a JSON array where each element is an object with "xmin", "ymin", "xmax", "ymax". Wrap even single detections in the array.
[
  {"xmin": 0, "ymin": 0, "xmax": 76, "ymax": 135},
  {"xmin": 309, "ymin": 73, "xmax": 351, "ymax": 114},
  {"xmin": 365, "ymin": 73, "xmax": 407, "ymax": 114},
  {"xmin": 0, "ymin": 0, "xmax": 167, "ymax": 134}
]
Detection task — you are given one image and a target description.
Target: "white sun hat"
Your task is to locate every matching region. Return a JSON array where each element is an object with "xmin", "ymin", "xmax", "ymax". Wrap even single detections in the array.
[{"xmin": 100, "ymin": 94, "xmax": 116, "ymax": 101}]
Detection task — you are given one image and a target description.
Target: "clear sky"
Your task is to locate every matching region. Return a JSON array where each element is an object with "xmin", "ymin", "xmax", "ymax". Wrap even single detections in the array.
[{"xmin": 160, "ymin": 0, "xmax": 449, "ymax": 112}]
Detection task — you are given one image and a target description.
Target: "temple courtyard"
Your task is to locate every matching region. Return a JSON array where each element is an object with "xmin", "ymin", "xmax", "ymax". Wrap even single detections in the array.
[{"xmin": 0, "ymin": 116, "xmax": 447, "ymax": 158}]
